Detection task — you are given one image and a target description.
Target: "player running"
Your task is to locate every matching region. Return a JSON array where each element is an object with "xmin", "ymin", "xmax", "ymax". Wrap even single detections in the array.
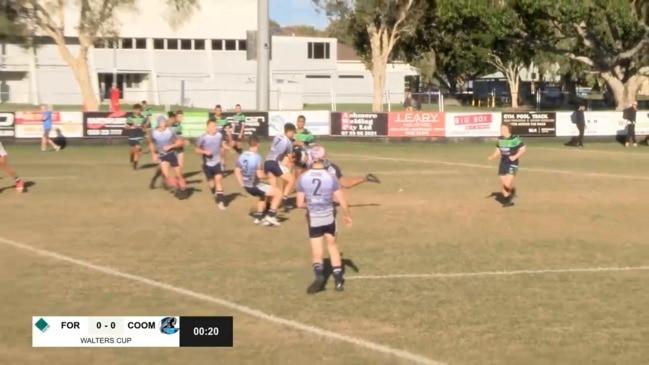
[
  {"xmin": 195, "ymin": 120, "xmax": 229, "ymax": 210},
  {"xmin": 230, "ymin": 104, "xmax": 246, "ymax": 155},
  {"xmin": 148, "ymin": 117, "xmax": 188, "ymax": 199},
  {"xmin": 292, "ymin": 115, "xmax": 316, "ymax": 179},
  {"xmin": 488, "ymin": 123, "xmax": 526, "ymax": 208},
  {"xmin": 170, "ymin": 110, "xmax": 187, "ymax": 171},
  {"xmin": 265, "ymin": 123, "xmax": 297, "ymax": 212},
  {"xmin": 40, "ymin": 105, "xmax": 60, "ymax": 152},
  {"xmin": 297, "ymin": 146, "xmax": 352, "ymax": 294},
  {"xmin": 0, "ymin": 142, "xmax": 24, "ymax": 193},
  {"xmin": 235, "ymin": 135, "xmax": 283, "ymax": 226},
  {"xmin": 125, "ymin": 103, "xmax": 147, "ymax": 170}
]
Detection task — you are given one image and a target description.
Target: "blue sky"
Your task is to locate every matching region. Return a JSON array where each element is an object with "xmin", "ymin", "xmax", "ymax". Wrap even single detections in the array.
[{"xmin": 270, "ymin": 0, "xmax": 329, "ymax": 29}]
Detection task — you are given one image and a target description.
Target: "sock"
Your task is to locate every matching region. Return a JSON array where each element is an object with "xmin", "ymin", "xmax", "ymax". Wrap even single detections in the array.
[
  {"xmin": 253, "ymin": 212, "xmax": 263, "ymax": 219},
  {"xmin": 312, "ymin": 263, "xmax": 324, "ymax": 278},
  {"xmin": 215, "ymin": 190, "xmax": 224, "ymax": 203},
  {"xmin": 267, "ymin": 209, "xmax": 277, "ymax": 218},
  {"xmin": 178, "ymin": 178, "xmax": 187, "ymax": 189},
  {"xmin": 166, "ymin": 177, "xmax": 177, "ymax": 188},
  {"xmin": 503, "ymin": 186, "xmax": 511, "ymax": 194},
  {"xmin": 332, "ymin": 266, "xmax": 343, "ymax": 284},
  {"xmin": 265, "ymin": 201, "xmax": 271, "ymax": 212},
  {"xmin": 210, "ymin": 186, "xmax": 216, "ymax": 195}
]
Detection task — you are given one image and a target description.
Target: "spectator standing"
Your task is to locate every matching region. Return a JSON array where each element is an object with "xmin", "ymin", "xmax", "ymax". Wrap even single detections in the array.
[
  {"xmin": 623, "ymin": 101, "xmax": 638, "ymax": 147},
  {"xmin": 403, "ymin": 92, "xmax": 416, "ymax": 111},
  {"xmin": 571, "ymin": 104, "xmax": 586, "ymax": 147},
  {"xmin": 41, "ymin": 105, "xmax": 60, "ymax": 152}
]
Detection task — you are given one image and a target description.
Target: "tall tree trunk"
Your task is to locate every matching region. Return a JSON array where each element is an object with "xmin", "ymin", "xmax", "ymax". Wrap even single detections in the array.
[
  {"xmin": 371, "ymin": 57, "xmax": 387, "ymax": 112},
  {"xmin": 50, "ymin": 35, "xmax": 99, "ymax": 110},
  {"xmin": 602, "ymin": 72, "xmax": 640, "ymax": 110},
  {"xmin": 505, "ymin": 75, "xmax": 520, "ymax": 108}
]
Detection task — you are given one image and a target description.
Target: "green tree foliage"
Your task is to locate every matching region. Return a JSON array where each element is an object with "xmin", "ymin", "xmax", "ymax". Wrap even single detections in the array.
[
  {"xmin": 511, "ymin": 0, "xmax": 649, "ymax": 109},
  {"xmin": 0, "ymin": 1, "xmax": 30, "ymax": 45},
  {"xmin": 313, "ymin": 0, "xmax": 427, "ymax": 111}
]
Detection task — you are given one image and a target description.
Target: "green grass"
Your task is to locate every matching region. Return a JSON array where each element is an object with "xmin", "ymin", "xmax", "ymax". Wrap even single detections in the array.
[{"xmin": 1, "ymin": 141, "xmax": 649, "ymax": 365}]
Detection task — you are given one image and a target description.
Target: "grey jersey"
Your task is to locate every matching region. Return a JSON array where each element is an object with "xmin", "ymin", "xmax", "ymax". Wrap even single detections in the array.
[
  {"xmin": 266, "ymin": 134, "xmax": 293, "ymax": 161},
  {"xmin": 237, "ymin": 151, "xmax": 263, "ymax": 188},
  {"xmin": 151, "ymin": 128, "xmax": 177, "ymax": 155},
  {"xmin": 298, "ymin": 168, "xmax": 340, "ymax": 227},
  {"xmin": 196, "ymin": 132, "xmax": 224, "ymax": 167}
]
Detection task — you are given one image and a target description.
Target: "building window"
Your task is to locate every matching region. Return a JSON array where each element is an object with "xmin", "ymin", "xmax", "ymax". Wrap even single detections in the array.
[
  {"xmin": 167, "ymin": 39, "xmax": 179, "ymax": 50},
  {"xmin": 305, "ymin": 75, "xmax": 331, "ymax": 79},
  {"xmin": 153, "ymin": 38, "xmax": 164, "ymax": 50},
  {"xmin": 135, "ymin": 38, "xmax": 147, "ymax": 49},
  {"xmin": 106, "ymin": 39, "xmax": 117, "ymax": 49},
  {"xmin": 121, "ymin": 38, "xmax": 133, "ymax": 49},
  {"xmin": 308, "ymin": 42, "xmax": 330, "ymax": 59},
  {"xmin": 224, "ymin": 39, "xmax": 237, "ymax": 51},
  {"xmin": 339, "ymin": 75, "xmax": 364, "ymax": 79},
  {"xmin": 212, "ymin": 39, "xmax": 223, "ymax": 50},
  {"xmin": 94, "ymin": 39, "xmax": 105, "ymax": 49},
  {"xmin": 180, "ymin": 39, "xmax": 192, "ymax": 50},
  {"xmin": 238, "ymin": 40, "xmax": 247, "ymax": 51},
  {"xmin": 194, "ymin": 39, "xmax": 205, "ymax": 50}
]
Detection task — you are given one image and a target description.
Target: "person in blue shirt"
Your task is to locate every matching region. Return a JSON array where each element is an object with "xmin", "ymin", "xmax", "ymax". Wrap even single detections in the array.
[{"xmin": 40, "ymin": 105, "xmax": 60, "ymax": 152}]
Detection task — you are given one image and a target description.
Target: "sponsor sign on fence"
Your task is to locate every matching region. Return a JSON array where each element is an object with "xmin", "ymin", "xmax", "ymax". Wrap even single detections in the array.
[
  {"xmin": 83, "ymin": 111, "xmax": 128, "ymax": 137},
  {"xmin": 268, "ymin": 111, "xmax": 330, "ymax": 136},
  {"xmin": 445, "ymin": 113, "xmax": 500, "ymax": 137},
  {"xmin": 502, "ymin": 112, "xmax": 556, "ymax": 137},
  {"xmin": 387, "ymin": 112, "xmax": 445, "ymax": 137},
  {"xmin": 554, "ymin": 111, "xmax": 627, "ymax": 137},
  {"xmin": 635, "ymin": 111, "xmax": 649, "ymax": 135},
  {"xmin": 330, "ymin": 112, "xmax": 388, "ymax": 137},
  {"xmin": 170, "ymin": 112, "xmax": 209, "ymax": 138},
  {"xmin": 0, "ymin": 112, "xmax": 15, "ymax": 137},
  {"xmin": 206, "ymin": 112, "xmax": 269, "ymax": 138},
  {"xmin": 15, "ymin": 111, "xmax": 83, "ymax": 138}
]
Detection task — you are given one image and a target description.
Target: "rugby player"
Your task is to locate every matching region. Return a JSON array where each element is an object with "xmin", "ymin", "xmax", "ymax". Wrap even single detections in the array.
[
  {"xmin": 488, "ymin": 123, "xmax": 526, "ymax": 207},
  {"xmin": 40, "ymin": 105, "xmax": 60, "ymax": 152},
  {"xmin": 323, "ymin": 160, "xmax": 380, "ymax": 189},
  {"xmin": 124, "ymin": 103, "xmax": 147, "ymax": 170},
  {"xmin": 170, "ymin": 110, "xmax": 187, "ymax": 171},
  {"xmin": 141, "ymin": 100, "xmax": 153, "ymax": 127},
  {"xmin": 297, "ymin": 146, "xmax": 352, "ymax": 294},
  {"xmin": 265, "ymin": 123, "xmax": 297, "ymax": 212},
  {"xmin": 231, "ymin": 104, "xmax": 246, "ymax": 154},
  {"xmin": 0, "ymin": 142, "xmax": 24, "ymax": 193},
  {"xmin": 212, "ymin": 105, "xmax": 230, "ymax": 169},
  {"xmin": 195, "ymin": 120, "xmax": 229, "ymax": 210},
  {"xmin": 235, "ymin": 136, "xmax": 283, "ymax": 226},
  {"xmin": 148, "ymin": 117, "xmax": 187, "ymax": 199},
  {"xmin": 292, "ymin": 115, "xmax": 316, "ymax": 179}
]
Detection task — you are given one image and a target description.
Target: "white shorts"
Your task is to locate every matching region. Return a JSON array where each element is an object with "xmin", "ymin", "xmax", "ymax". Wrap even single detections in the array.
[{"xmin": 0, "ymin": 142, "xmax": 6, "ymax": 157}]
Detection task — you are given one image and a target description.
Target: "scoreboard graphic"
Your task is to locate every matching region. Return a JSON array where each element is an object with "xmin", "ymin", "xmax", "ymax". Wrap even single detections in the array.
[{"xmin": 32, "ymin": 316, "xmax": 233, "ymax": 348}]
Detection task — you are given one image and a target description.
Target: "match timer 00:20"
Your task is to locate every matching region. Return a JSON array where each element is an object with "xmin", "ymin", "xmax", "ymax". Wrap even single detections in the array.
[{"xmin": 179, "ymin": 316, "xmax": 234, "ymax": 347}]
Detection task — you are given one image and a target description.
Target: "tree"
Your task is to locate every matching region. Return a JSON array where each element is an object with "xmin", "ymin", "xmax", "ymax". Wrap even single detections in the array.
[
  {"xmin": 11, "ymin": 0, "xmax": 199, "ymax": 110},
  {"xmin": 511, "ymin": 0, "xmax": 649, "ymax": 109},
  {"xmin": 314, "ymin": 0, "xmax": 427, "ymax": 112},
  {"xmin": 0, "ymin": 2, "xmax": 29, "ymax": 46}
]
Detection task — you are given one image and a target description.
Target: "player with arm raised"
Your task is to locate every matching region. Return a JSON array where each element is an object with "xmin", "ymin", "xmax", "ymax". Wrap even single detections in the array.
[
  {"xmin": 297, "ymin": 146, "xmax": 352, "ymax": 294},
  {"xmin": 235, "ymin": 136, "xmax": 283, "ymax": 226},
  {"xmin": 488, "ymin": 123, "xmax": 526, "ymax": 208},
  {"xmin": 195, "ymin": 120, "xmax": 229, "ymax": 210},
  {"xmin": 265, "ymin": 123, "xmax": 297, "ymax": 212},
  {"xmin": 323, "ymin": 160, "xmax": 380, "ymax": 189},
  {"xmin": 148, "ymin": 118, "xmax": 188, "ymax": 199}
]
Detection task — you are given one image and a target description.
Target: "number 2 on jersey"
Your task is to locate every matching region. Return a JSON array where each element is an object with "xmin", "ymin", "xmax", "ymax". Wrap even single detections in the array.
[
  {"xmin": 312, "ymin": 178, "xmax": 322, "ymax": 196},
  {"xmin": 241, "ymin": 159, "xmax": 249, "ymax": 175}
]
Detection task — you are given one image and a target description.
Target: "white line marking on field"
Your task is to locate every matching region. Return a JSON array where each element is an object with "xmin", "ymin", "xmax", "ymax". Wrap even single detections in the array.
[
  {"xmin": 534, "ymin": 147, "xmax": 649, "ymax": 156},
  {"xmin": 335, "ymin": 154, "xmax": 649, "ymax": 181},
  {"xmin": 25, "ymin": 176, "xmax": 79, "ymax": 180},
  {"xmin": 0, "ymin": 236, "xmax": 444, "ymax": 365},
  {"xmin": 359, "ymin": 170, "xmax": 458, "ymax": 176},
  {"xmin": 346, "ymin": 266, "xmax": 649, "ymax": 280}
]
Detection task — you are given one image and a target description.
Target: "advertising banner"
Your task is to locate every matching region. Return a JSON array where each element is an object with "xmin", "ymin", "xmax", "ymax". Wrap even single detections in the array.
[
  {"xmin": 206, "ymin": 112, "xmax": 269, "ymax": 138},
  {"xmin": 0, "ymin": 112, "xmax": 15, "ymax": 137},
  {"xmin": 387, "ymin": 112, "xmax": 445, "ymax": 137},
  {"xmin": 555, "ymin": 111, "xmax": 627, "ymax": 137},
  {"xmin": 83, "ymin": 111, "xmax": 128, "ymax": 137},
  {"xmin": 15, "ymin": 111, "xmax": 83, "ymax": 138},
  {"xmin": 635, "ymin": 110, "xmax": 649, "ymax": 135},
  {"xmin": 501, "ymin": 112, "xmax": 556, "ymax": 137},
  {"xmin": 445, "ymin": 113, "xmax": 500, "ymax": 137},
  {"xmin": 330, "ymin": 112, "xmax": 388, "ymax": 137},
  {"xmin": 164, "ymin": 112, "xmax": 209, "ymax": 138},
  {"xmin": 268, "ymin": 111, "xmax": 330, "ymax": 136}
]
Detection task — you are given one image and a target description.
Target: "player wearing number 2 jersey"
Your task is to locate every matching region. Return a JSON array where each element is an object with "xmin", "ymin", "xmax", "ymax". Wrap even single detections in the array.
[
  {"xmin": 297, "ymin": 146, "xmax": 352, "ymax": 294},
  {"xmin": 265, "ymin": 123, "xmax": 297, "ymax": 212},
  {"xmin": 235, "ymin": 136, "xmax": 283, "ymax": 226}
]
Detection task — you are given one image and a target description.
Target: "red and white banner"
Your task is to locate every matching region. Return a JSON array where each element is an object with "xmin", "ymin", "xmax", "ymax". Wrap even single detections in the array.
[
  {"xmin": 387, "ymin": 112, "xmax": 445, "ymax": 137},
  {"xmin": 15, "ymin": 111, "xmax": 84, "ymax": 138},
  {"xmin": 444, "ymin": 113, "xmax": 500, "ymax": 137}
]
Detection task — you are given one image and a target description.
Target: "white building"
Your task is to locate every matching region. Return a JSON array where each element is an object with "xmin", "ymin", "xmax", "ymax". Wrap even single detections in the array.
[{"xmin": 0, "ymin": 0, "xmax": 415, "ymax": 110}]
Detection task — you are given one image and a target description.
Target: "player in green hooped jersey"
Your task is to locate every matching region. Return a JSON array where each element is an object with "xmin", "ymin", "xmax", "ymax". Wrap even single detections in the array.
[
  {"xmin": 169, "ymin": 110, "xmax": 187, "ymax": 172},
  {"xmin": 125, "ymin": 104, "xmax": 147, "ymax": 170},
  {"xmin": 141, "ymin": 100, "xmax": 153, "ymax": 129},
  {"xmin": 230, "ymin": 104, "xmax": 246, "ymax": 154},
  {"xmin": 488, "ymin": 123, "xmax": 527, "ymax": 207},
  {"xmin": 292, "ymin": 115, "xmax": 316, "ymax": 181},
  {"xmin": 213, "ymin": 104, "xmax": 232, "ymax": 170}
]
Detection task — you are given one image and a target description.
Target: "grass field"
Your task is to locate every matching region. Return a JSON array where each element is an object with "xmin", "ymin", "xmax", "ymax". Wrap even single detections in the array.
[{"xmin": 1, "ymin": 141, "xmax": 649, "ymax": 365}]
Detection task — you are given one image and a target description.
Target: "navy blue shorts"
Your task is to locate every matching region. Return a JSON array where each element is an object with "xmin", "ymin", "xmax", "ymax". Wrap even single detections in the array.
[
  {"xmin": 245, "ymin": 184, "xmax": 271, "ymax": 200},
  {"xmin": 308, "ymin": 222, "xmax": 337, "ymax": 239},
  {"xmin": 264, "ymin": 160, "xmax": 289, "ymax": 177},
  {"xmin": 128, "ymin": 139, "xmax": 142, "ymax": 147},
  {"xmin": 203, "ymin": 163, "xmax": 223, "ymax": 179},
  {"xmin": 159, "ymin": 153, "xmax": 179, "ymax": 167},
  {"xmin": 498, "ymin": 161, "xmax": 519, "ymax": 176}
]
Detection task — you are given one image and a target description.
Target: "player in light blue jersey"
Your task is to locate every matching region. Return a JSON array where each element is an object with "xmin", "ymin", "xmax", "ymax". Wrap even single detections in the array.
[
  {"xmin": 195, "ymin": 120, "xmax": 230, "ymax": 209},
  {"xmin": 297, "ymin": 146, "xmax": 352, "ymax": 294},
  {"xmin": 265, "ymin": 122, "xmax": 297, "ymax": 212},
  {"xmin": 235, "ymin": 136, "xmax": 283, "ymax": 226},
  {"xmin": 147, "ymin": 117, "xmax": 187, "ymax": 199}
]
